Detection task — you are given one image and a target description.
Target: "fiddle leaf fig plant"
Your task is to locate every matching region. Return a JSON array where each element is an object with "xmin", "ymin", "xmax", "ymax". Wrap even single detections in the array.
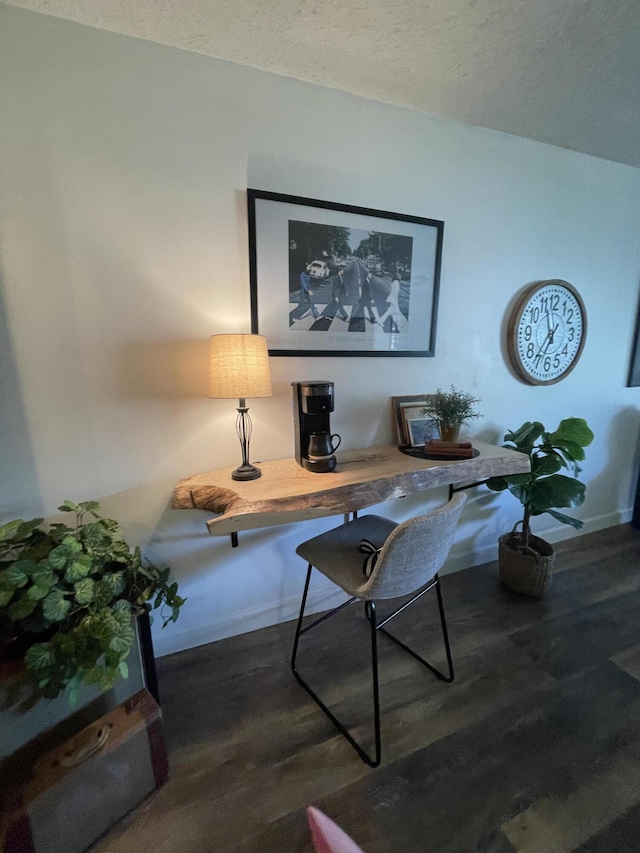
[
  {"xmin": 0, "ymin": 500, "xmax": 185, "ymax": 703},
  {"xmin": 486, "ymin": 418, "xmax": 594, "ymax": 550}
]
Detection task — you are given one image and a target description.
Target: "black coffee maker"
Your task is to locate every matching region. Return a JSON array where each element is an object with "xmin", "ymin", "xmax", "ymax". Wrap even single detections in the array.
[{"xmin": 292, "ymin": 381, "xmax": 342, "ymax": 473}]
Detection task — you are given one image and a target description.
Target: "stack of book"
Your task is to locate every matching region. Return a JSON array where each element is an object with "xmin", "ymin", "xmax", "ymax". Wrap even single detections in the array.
[{"xmin": 424, "ymin": 439, "xmax": 474, "ymax": 459}]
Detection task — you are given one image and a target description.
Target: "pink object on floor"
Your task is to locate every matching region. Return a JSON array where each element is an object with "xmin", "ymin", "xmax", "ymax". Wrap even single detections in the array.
[{"xmin": 306, "ymin": 806, "xmax": 365, "ymax": 853}]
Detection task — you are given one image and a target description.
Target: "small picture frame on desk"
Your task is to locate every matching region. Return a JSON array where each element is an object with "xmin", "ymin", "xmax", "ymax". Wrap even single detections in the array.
[
  {"xmin": 400, "ymin": 404, "xmax": 427, "ymax": 444},
  {"xmin": 407, "ymin": 417, "xmax": 440, "ymax": 448},
  {"xmin": 391, "ymin": 395, "xmax": 435, "ymax": 446}
]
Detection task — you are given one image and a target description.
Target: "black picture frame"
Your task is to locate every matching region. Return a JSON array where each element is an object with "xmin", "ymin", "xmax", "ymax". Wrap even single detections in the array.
[
  {"xmin": 248, "ymin": 190, "xmax": 443, "ymax": 357},
  {"xmin": 628, "ymin": 295, "xmax": 640, "ymax": 387}
]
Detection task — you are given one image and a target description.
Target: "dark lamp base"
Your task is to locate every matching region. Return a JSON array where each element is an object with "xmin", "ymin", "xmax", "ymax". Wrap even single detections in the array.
[{"xmin": 231, "ymin": 463, "xmax": 262, "ymax": 481}]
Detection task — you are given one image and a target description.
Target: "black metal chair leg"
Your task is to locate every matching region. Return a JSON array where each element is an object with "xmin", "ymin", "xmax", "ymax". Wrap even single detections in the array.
[
  {"xmin": 291, "ymin": 570, "xmax": 453, "ymax": 767},
  {"xmin": 377, "ymin": 575, "xmax": 454, "ymax": 683},
  {"xmin": 291, "ymin": 568, "xmax": 381, "ymax": 767},
  {"xmin": 435, "ymin": 575, "xmax": 454, "ymax": 682},
  {"xmin": 367, "ymin": 600, "xmax": 381, "ymax": 767},
  {"xmin": 291, "ymin": 564, "xmax": 313, "ymax": 673}
]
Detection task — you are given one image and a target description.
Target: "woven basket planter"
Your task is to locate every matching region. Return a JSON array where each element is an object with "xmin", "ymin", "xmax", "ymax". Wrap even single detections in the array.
[{"xmin": 498, "ymin": 533, "xmax": 554, "ymax": 598}]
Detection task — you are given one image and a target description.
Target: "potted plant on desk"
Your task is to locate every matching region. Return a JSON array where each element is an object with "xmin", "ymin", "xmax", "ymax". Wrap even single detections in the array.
[
  {"xmin": 421, "ymin": 385, "xmax": 481, "ymax": 442},
  {"xmin": 486, "ymin": 418, "xmax": 594, "ymax": 597},
  {"xmin": 0, "ymin": 500, "xmax": 185, "ymax": 704}
]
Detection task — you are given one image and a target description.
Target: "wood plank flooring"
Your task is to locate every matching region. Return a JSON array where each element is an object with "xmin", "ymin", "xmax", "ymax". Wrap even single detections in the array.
[{"xmin": 93, "ymin": 524, "xmax": 640, "ymax": 853}]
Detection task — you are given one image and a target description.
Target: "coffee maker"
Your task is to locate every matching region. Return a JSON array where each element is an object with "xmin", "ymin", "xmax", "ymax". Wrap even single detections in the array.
[{"xmin": 292, "ymin": 381, "xmax": 341, "ymax": 473}]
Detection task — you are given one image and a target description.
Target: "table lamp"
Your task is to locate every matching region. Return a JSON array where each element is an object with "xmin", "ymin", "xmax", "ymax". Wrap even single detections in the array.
[{"xmin": 209, "ymin": 334, "xmax": 273, "ymax": 481}]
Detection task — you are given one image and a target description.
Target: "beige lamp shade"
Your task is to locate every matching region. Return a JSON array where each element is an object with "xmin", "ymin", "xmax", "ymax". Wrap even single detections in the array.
[{"xmin": 208, "ymin": 334, "xmax": 272, "ymax": 399}]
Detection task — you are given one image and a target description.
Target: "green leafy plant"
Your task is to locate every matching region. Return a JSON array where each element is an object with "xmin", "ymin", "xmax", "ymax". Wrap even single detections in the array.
[
  {"xmin": 0, "ymin": 500, "xmax": 185, "ymax": 703},
  {"xmin": 421, "ymin": 386, "xmax": 482, "ymax": 426},
  {"xmin": 486, "ymin": 418, "xmax": 594, "ymax": 550}
]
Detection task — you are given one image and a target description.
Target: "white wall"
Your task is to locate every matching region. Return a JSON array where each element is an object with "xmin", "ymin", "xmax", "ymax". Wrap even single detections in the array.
[{"xmin": 1, "ymin": 6, "xmax": 639, "ymax": 657}]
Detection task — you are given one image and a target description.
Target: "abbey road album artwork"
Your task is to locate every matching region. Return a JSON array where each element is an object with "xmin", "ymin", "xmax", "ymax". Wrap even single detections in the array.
[{"xmin": 248, "ymin": 190, "xmax": 443, "ymax": 357}]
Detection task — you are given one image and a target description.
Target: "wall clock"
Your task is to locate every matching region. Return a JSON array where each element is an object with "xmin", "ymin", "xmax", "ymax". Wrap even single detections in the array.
[{"xmin": 507, "ymin": 280, "xmax": 587, "ymax": 385}]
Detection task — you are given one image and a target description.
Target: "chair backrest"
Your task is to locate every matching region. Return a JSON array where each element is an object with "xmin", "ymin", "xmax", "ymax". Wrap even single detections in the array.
[{"xmin": 363, "ymin": 492, "xmax": 467, "ymax": 600}]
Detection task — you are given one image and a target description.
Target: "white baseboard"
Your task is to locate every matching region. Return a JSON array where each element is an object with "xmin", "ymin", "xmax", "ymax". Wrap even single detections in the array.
[
  {"xmin": 153, "ymin": 507, "xmax": 633, "ymax": 658},
  {"xmin": 152, "ymin": 584, "xmax": 349, "ymax": 657},
  {"xmin": 442, "ymin": 507, "xmax": 633, "ymax": 576}
]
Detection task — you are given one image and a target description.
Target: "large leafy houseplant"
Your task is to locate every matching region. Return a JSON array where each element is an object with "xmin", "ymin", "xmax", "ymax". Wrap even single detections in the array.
[
  {"xmin": 486, "ymin": 418, "xmax": 594, "ymax": 551},
  {"xmin": 0, "ymin": 500, "xmax": 185, "ymax": 703}
]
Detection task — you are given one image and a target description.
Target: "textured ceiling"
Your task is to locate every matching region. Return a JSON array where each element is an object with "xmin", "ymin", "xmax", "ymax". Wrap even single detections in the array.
[{"xmin": 5, "ymin": 0, "xmax": 640, "ymax": 168}]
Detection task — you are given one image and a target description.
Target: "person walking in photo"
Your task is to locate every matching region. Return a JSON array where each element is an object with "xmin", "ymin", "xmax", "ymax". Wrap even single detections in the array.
[
  {"xmin": 357, "ymin": 272, "xmax": 378, "ymax": 324},
  {"xmin": 299, "ymin": 269, "xmax": 320, "ymax": 320},
  {"xmin": 332, "ymin": 265, "xmax": 349, "ymax": 321},
  {"xmin": 377, "ymin": 278, "xmax": 408, "ymax": 333}
]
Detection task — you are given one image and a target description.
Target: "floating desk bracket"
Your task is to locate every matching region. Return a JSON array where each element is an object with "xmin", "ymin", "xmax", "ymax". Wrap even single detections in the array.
[
  {"xmin": 233, "ymin": 512, "xmax": 360, "ymax": 547},
  {"xmin": 448, "ymin": 480, "xmax": 488, "ymax": 501}
]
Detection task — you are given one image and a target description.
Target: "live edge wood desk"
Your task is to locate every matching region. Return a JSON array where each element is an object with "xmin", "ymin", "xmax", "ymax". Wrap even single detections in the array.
[{"xmin": 173, "ymin": 441, "xmax": 530, "ymax": 544}]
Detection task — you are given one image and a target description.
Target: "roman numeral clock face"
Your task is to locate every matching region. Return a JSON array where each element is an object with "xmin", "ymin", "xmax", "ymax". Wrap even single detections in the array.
[{"xmin": 508, "ymin": 281, "xmax": 587, "ymax": 385}]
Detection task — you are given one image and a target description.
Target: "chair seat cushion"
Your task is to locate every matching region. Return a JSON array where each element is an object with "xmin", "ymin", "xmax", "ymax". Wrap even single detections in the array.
[{"xmin": 296, "ymin": 515, "xmax": 397, "ymax": 599}]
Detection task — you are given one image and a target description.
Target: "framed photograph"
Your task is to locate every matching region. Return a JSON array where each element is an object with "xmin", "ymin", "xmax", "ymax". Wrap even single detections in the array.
[
  {"xmin": 391, "ymin": 395, "xmax": 435, "ymax": 446},
  {"xmin": 248, "ymin": 190, "xmax": 444, "ymax": 357},
  {"xmin": 407, "ymin": 417, "xmax": 440, "ymax": 448},
  {"xmin": 400, "ymin": 404, "xmax": 428, "ymax": 444}
]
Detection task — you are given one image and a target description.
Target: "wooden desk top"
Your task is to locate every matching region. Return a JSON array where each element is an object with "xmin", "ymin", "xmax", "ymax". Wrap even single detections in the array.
[{"xmin": 173, "ymin": 441, "xmax": 529, "ymax": 537}]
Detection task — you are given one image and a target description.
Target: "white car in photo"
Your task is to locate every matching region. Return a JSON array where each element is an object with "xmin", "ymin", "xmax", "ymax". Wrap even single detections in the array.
[{"xmin": 307, "ymin": 260, "xmax": 331, "ymax": 279}]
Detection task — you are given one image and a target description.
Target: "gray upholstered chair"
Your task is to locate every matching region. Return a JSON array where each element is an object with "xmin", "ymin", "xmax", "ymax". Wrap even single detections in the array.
[{"xmin": 291, "ymin": 492, "xmax": 467, "ymax": 767}]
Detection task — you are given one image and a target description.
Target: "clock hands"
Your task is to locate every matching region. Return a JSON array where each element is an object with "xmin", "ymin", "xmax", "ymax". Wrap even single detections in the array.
[
  {"xmin": 534, "ymin": 336, "xmax": 553, "ymax": 361},
  {"xmin": 545, "ymin": 311, "xmax": 559, "ymax": 344},
  {"xmin": 535, "ymin": 326, "xmax": 553, "ymax": 358},
  {"xmin": 537, "ymin": 312, "xmax": 559, "ymax": 355},
  {"xmin": 534, "ymin": 317, "xmax": 560, "ymax": 363}
]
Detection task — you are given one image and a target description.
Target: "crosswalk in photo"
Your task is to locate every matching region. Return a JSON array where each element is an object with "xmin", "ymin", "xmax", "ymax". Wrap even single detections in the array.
[{"xmin": 290, "ymin": 259, "xmax": 409, "ymax": 335}]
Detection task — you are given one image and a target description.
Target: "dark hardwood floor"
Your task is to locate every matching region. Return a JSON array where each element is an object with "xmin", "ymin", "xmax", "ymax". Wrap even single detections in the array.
[{"xmin": 93, "ymin": 524, "xmax": 640, "ymax": 853}]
